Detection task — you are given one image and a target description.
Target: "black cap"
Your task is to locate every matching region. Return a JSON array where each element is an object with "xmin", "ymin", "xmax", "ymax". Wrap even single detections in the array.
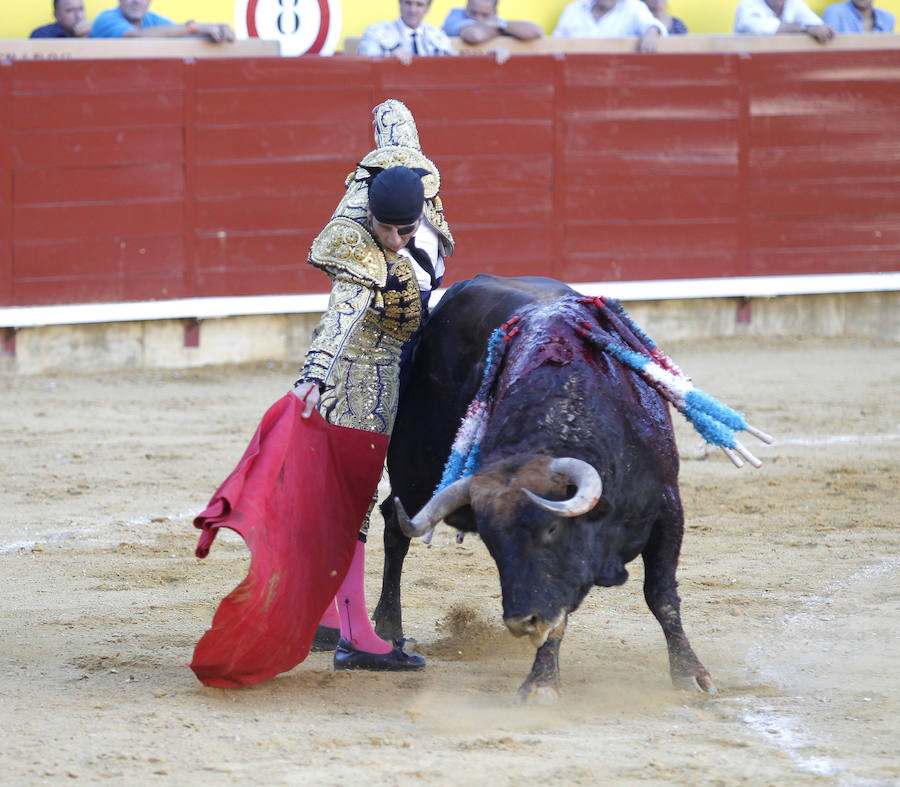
[{"xmin": 367, "ymin": 166, "xmax": 428, "ymax": 226}]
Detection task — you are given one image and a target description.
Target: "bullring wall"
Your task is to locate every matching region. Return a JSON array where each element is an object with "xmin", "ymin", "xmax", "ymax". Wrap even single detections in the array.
[{"xmin": 3, "ymin": 50, "xmax": 900, "ymax": 309}]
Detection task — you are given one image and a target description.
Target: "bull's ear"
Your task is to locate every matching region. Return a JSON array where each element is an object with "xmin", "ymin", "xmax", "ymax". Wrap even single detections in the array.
[{"xmin": 444, "ymin": 505, "xmax": 476, "ymax": 532}]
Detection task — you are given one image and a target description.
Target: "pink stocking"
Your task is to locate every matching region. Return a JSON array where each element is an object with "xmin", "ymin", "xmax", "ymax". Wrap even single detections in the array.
[{"xmin": 336, "ymin": 540, "xmax": 392, "ymax": 654}]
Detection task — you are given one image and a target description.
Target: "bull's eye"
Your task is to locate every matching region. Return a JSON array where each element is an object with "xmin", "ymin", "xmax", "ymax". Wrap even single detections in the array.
[
  {"xmin": 565, "ymin": 484, "xmax": 577, "ymax": 499},
  {"xmin": 541, "ymin": 523, "xmax": 559, "ymax": 544}
]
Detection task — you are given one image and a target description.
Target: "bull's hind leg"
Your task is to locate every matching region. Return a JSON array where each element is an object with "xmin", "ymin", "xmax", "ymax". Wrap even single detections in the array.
[
  {"xmin": 372, "ymin": 496, "xmax": 410, "ymax": 644},
  {"xmin": 642, "ymin": 487, "xmax": 717, "ymax": 694},
  {"xmin": 517, "ymin": 614, "xmax": 567, "ymax": 704}
]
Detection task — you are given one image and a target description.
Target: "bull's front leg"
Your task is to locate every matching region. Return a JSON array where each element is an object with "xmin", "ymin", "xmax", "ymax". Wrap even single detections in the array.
[
  {"xmin": 517, "ymin": 615, "xmax": 567, "ymax": 704},
  {"xmin": 642, "ymin": 489, "xmax": 717, "ymax": 694},
  {"xmin": 372, "ymin": 496, "xmax": 410, "ymax": 644}
]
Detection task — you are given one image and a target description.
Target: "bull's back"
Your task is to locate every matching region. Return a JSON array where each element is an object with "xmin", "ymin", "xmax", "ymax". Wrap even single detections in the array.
[{"xmin": 389, "ymin": 276, "xmax": 571, "ymax": 511}]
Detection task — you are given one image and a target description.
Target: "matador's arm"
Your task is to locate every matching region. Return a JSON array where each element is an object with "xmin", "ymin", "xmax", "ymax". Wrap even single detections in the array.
[{"xmin": 297, "ymin": 276, "xmax": 375, "ymax": 391}]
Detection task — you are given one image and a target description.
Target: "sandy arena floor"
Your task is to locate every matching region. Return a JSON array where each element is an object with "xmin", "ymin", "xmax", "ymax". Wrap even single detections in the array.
[{"xmin": 0, "ymin": 335, "xmax": 898, "ymax": 785}]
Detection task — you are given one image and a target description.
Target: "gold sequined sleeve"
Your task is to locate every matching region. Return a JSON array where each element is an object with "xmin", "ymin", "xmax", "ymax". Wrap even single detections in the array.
[{"xmin": 298, "ymin": 276, "xmax": 375, "ymax": 390}]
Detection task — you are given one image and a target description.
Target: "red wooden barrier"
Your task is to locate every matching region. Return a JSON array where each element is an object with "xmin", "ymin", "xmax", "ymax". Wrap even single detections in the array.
[{"xmin": 2, "ymin": 52, "xmax": 899, "ymax": 309}]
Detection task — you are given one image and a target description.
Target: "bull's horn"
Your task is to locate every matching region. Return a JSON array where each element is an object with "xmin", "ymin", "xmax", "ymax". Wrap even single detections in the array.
[
  {"xmin": 521, "ymin": 458, "xmax": 603, "ymax": 517},
  {"xmin": 394, "ymin": 476, "xmax": 472, "ymax": 538}
]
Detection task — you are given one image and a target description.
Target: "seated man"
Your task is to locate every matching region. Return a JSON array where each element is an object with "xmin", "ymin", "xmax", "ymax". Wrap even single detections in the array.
[
  {"xmin": 823, "ymin": 0, "xmax": 895, "ymax": 32},
  {"xmin": 359, "ymin": 0, "xmax": 456, "ymax": 63},
  {"xmin": 30, "ymin": 0, "xmax": 90, "ymax": 38},
  {"xmin": 640, "ymin": 0, "xmax": 689, "ymax": 34},
  {"xmin": 90, "ymin": 0, "xmax": 235, "ymax": 41},
  {"xmin": 552, "ymin": 0, "xmax": 668, "ymax": 53},
  {"xmin": 443, "ymin": 0, "xmax": 543, "ymax": 43},
  {"xmin": 734, "ymin": 0, "xmax": 836, "ymax": 43}
]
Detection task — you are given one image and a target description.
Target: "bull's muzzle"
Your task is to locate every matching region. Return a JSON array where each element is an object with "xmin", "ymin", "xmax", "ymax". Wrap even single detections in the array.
[{"xmin": 504, "ymin": 609, "xmax": 567, "ymax": 648}]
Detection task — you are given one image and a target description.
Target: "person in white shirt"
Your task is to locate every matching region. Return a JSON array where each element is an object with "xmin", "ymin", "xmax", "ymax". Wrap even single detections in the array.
[
  {"xmin": 552, "ymin": 0, "xmax": 668, "ymax": 52},
  {"xmin": 734, "ymin": 0, "xmax": 836, "ymax": 43},
  {"xmin": 359, "ymin": 0, "xmax": 456, "ymax": 63}
]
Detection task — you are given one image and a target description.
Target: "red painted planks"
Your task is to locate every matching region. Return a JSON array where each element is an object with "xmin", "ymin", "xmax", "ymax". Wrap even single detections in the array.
[
  {"xmin": 565, "ymin": 219, "xmax": 736, "ymax": 260},
  {"xmin": 15, "ymin": 164, "xmax": 185, "ymax": 205},
  {"xmin": 194, "ymin": 232, "xmax": 317, "ymax": 280},
  {"xmin": 11, "ymin": 59, "xmax": 185, "ymax": 94},
  {"xmin": 14, "ymin": 200, "xmax": 185, "ymax": 243},
  {"xmin": 194, "ymin": 160, "xmax": 348, "ymax": 201},
  {"xmin": 375, "ymin": 54, "xmax": 554, "ymax": 89},
  {"xmin": 15, "ymin": 235, "xmax": 185, "ymax": 279},
  {"xmin": 12, "ymin": 127, "xmax": 185, "ymax": 169},
  {"xmin": 194, "ymin": 194, "xmax": 337, "ymax": 235},
  {"xmin": 422, "ymin": 120, "xmax": 552, "ymax": 158},
  {"xmin": 561, "ymin": 53, "xmax": 738, "ymax": 87},
  {"xmin": 195, "ymin": 86, "xmax": 371, "ymax": 127},
  {"xmin": 740, "ymin": 50, "xmax": 900, "ymax": 85},
  {"xmin": 560, "ymin": 84, "xmax": 739, "ymax": 121},
  {"xmin": 748, "ymin": 216, "xmax": 900, "ymax": 250},
  {"xmin": 0, "ymin": 63, "xmax": 12, "ymax": 304},
  {"xmin": 385, "ymin": 85, "xmax": 554, "ymax": 121},
  {"xmin": 194, "ymin": 124, "xmax": 367, "ymax": 164},
  {"xmin": 13, "ymin": 272, "xmax": 187, "ymax": 306},
  {"xmin": 194, "ymin": 57, "xmax": 374, "ymax": 91},
  {"xmin": 440, "ymin": 154, "xmax": 553, "ymax": 192},
  {"xmin": 563, "ymin": 177, "xmax": 740, "ymax": 222},
  {"xmin": 192, "ymin": 266, "xmax": 313, "ymax": 297},
  {"xmin": 14, "ymin": 91, "xmax": 185, "ymax": 132}
]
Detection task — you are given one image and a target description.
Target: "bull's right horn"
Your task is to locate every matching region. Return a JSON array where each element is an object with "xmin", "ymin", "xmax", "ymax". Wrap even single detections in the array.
[
  {"xmin": 394, "ymin": 476, "xmax": 472, "ymax": 538},
  {"xmin": 521, "ymin": 457, "xmax": 603, "ymax": 517}
]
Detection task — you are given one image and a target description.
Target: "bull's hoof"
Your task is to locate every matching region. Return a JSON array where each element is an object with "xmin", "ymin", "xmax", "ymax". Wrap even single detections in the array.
[
  {"xmin": 673, "ymin": 667, "xmax": 717, "ymax": 695},
  {"xmin": 373, "ymin": 616, "xmax": 402, "ymax": 645},
  {"xmin": 516, "ymin": 680, "xmax": 560, "ymax": 705}
]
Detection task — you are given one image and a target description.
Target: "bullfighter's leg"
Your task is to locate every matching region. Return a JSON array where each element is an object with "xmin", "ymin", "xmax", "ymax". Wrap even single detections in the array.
[
  {"xmin": 332, "ymin": 534, "xmax": 426, "ymax": 672},
  {"xmin": 517, "ymin": 614, "xmax": 567, "ymax": 704},
  {"xmin": 642, "ymin": 487, "xmax": 717, "ymax": 694},
  {"xmin": 373, "ymin": 495, "xmax": 411, "ymax": 644}
]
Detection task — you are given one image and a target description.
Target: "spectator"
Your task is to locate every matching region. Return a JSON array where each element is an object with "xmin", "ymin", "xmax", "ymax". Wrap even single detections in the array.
[
  {"xmin": 822, "ymin": 0, "xmax": 895, "ymax": 31},
  {"xmin": 641, "ymin": 0, "xmax": 689, "ymax": 34},
  {"xmin": 553, "ymin": 0, "xmax": 668, "ymax": 53},
  {"xmin": 443, "ymin": 0, "xmax": 543, "ymax": 43},
  {"xmin": 359, "ymin": 0, "xmax": 456, "ymax": 63},
  {"xmin": 734, "ymin": 0, "xmax": 836, "ymax": 43},
  {"xmin": 30, "ymin": 0, "xmax": 90, "ymax": 38},
  {"xmin": 90, "ymin": 0, "xmax": 235, "ymax": 41}
]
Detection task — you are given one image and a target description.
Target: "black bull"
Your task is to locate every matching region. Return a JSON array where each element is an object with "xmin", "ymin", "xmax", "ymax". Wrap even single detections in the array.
[{"xmin": 373, "ymin": 275, "xmax": 716, "ymax": 701}]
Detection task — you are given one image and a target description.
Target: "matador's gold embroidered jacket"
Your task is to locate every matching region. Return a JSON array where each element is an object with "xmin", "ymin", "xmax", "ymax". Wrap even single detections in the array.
[{"xmin": 297, "ymin": 100, "xmax": 453, "ymax": 436}]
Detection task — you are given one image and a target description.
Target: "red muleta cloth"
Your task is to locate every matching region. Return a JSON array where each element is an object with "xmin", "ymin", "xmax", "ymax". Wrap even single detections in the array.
[{"xmin": 191, "ymin": 393, "xmax": 388, "ymax": 688}]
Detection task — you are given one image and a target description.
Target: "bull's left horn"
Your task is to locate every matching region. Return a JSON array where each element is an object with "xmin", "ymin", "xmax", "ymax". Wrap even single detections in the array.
[
  {"xmin": 521, "ymin": 458, "xmax": 603, "ymax": 517},
  {"xmin": 394, "ymin": 476, "xmax": 472, "ymax": 538}
]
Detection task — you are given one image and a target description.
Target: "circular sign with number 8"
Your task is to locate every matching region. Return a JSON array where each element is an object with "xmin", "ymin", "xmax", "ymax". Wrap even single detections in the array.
[{"xmin": 234, "ymin": 0, "xmax": 342, "ymax": 56}]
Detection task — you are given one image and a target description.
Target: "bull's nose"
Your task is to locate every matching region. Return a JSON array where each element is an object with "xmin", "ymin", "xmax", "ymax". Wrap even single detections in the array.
[{"xmin": 504, "ymin": 613, "xmax": 541, "ymax": 638}]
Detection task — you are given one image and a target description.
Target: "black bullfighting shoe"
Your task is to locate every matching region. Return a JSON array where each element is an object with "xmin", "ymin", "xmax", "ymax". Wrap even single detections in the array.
[
  {"xmin": 309, "ymin": 625, "xmax": 341, "ymax": 652},
  {"xmin": 333, "ymin": 637, "xmax": 426, "ymax": 672}
]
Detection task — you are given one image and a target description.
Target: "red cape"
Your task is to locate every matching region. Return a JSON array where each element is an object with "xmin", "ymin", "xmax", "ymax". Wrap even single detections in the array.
[{"xmin": 191, "ymin": 393, "xmax": 389, "ymax": 688}]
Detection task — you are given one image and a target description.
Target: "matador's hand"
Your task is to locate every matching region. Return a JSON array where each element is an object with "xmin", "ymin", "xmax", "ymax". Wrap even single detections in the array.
[{"xmin": 293, "ymin": 382, "xmax": 320, "ymax": 419}]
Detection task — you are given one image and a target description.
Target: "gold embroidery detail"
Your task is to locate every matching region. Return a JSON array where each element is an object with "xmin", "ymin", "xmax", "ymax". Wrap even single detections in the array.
[
  {"xmin": 309, "ymin": 217, "xmax": 387, "ymax": 288},
  {"xmin": 373, "ymin": 99, "xmax": 421, "ymax": 151},
  {"xmin": 378, "ymin": 251, "xmax": 423, "ymax": 342}
]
